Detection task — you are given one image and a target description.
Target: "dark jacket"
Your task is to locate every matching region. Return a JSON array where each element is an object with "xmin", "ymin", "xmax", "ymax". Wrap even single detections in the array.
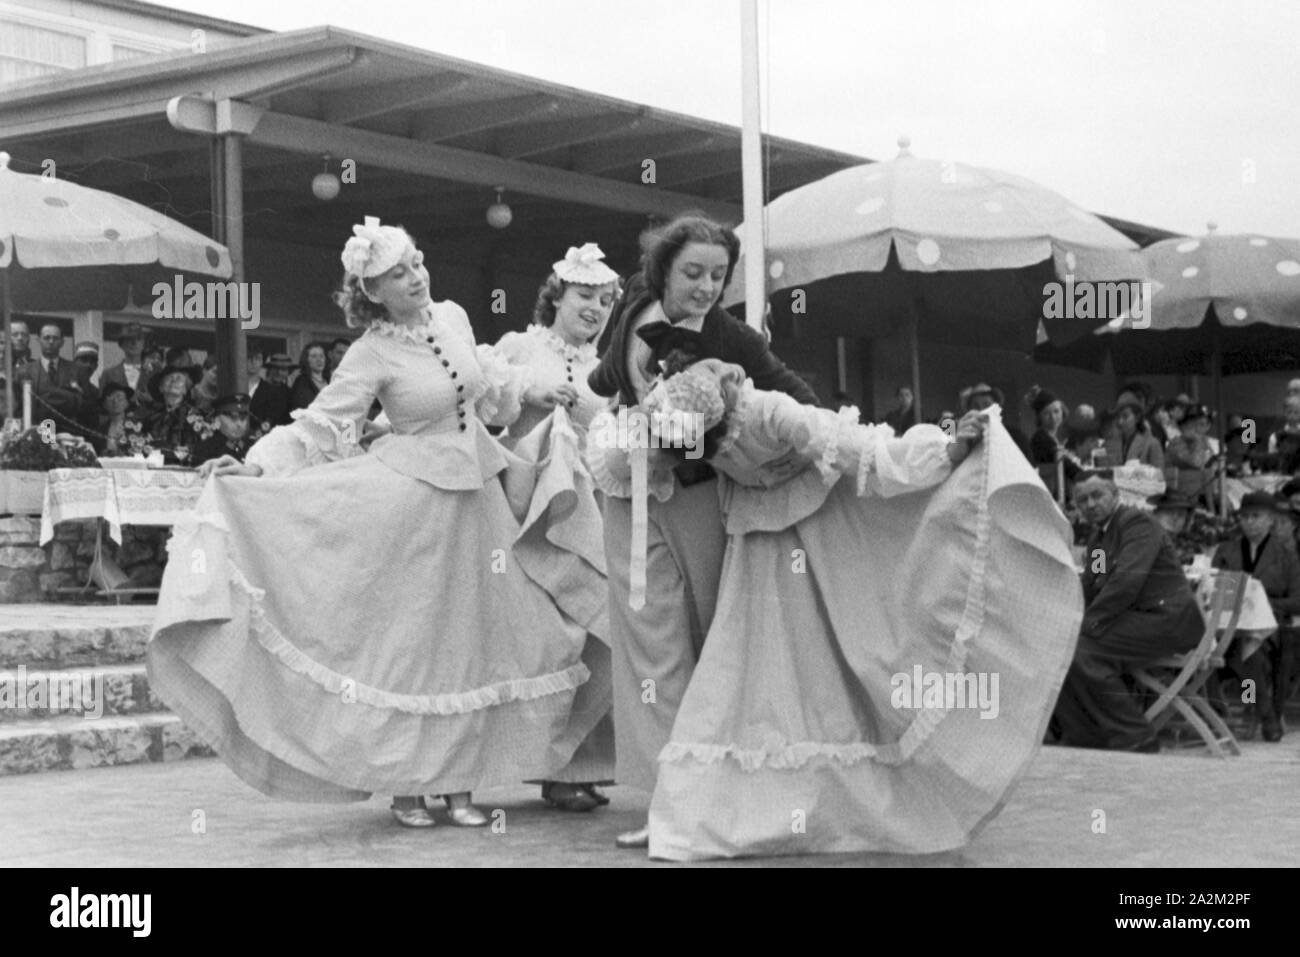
[
  {"xmin": 249, "ymin": 379, "xmax": 293, "ymax": 428},
  {"xmin": 1213, "ymin": 533, "xmax": 1300, "ymax": 620},
  {"xmin": 1080, "ymin": 504, "xmax": 1202, "ymax": 646},
  {"xmin": 22, "ymin": 356, "xmax": 97, "ymax": 426},
  {"xmin": 289, "ymin": 373, "xmax": 325, "ymax": 412},
  {"xmin": 1031, "ymin": 427, "xmax": 1082, "ymax": 479},
  {"xmin": 589, "ymin": 273, "xmax": 817, "ymax": 408}
]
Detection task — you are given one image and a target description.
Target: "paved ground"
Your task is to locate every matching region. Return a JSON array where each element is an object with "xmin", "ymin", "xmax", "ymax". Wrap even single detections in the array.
[{"xmin": 1, "ymin": 736, "xmax": 1296, "ymax": 867}]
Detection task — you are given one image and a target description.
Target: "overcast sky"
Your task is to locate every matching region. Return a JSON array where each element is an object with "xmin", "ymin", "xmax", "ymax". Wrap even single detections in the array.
[{"xmin": 168, "ymin": 0, "xmax": 1300, "ymax": 238}]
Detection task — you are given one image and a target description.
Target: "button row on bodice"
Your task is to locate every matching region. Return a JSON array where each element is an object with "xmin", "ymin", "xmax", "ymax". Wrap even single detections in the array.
[{"xmin": 426, "ymin": 331, "xmax": 468, "ymax": 432}]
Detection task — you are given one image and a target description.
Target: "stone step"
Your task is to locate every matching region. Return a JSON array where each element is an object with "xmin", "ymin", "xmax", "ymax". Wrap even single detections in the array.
[
  {"xmin": 0, "ymin": 604, "xmax": 155, "ymax": 669},
  {"xmin": 0, "ymin": 711, "xmax": 213, "ymax": 776},
  {"xmin": 0, "ymin": 663, "xmax": 165, "ymax": 722}
]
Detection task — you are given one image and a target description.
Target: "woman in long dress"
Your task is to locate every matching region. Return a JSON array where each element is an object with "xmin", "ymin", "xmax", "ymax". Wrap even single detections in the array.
[
  {"xmin": 589, "ymin": 357, "xmax": 1083, "ymax": 860},
  {"xmin": 148, "ymin": 219, "xmax": 595, "ymax": 828},
  {"xmin": 493, "ymin": 243, "xmax": 620, "ymax": 812}
]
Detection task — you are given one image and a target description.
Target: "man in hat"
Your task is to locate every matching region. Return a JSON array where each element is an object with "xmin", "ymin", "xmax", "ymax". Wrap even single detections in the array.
[
  {"xmin": 1052, "ymin": 470, "xmax": 1204, "ymax": 752},
  {"xmin": 1148, "ymin": 490, "xmax": 1202, "ymax": 565},
  {"xmin": 100, "ymin": 323, "xmax": 151, "ymax": 404},
  {"xmin": 65, "ymin": 341, "xmax": 103, "ymax": 439},
  {"xmin": 251, "ymin": 353, "xmax": 294, "ymax": 427},
  {"xmin": 194, "ymin": 393, "xmax": 257, "ymax": 466},
  {"xmin": 1211, "ymin": 491, "xmax": 1300, "ymax": 741}
]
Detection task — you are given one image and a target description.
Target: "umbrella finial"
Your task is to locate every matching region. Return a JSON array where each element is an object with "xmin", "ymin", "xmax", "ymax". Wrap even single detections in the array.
[
  {"xmin": 897, "ymin": 135, "xmax": 912, "ymax": 157},
  {"xmin": 1206, "ymin": 220, "xmax": 1218, "ymax": 234},
  {"xmin": 0, "ymin": 151, "xmax": 9, "ymax": 170}
]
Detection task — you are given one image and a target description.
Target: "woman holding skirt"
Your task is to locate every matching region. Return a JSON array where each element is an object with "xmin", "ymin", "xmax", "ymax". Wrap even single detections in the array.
[
  {"xmin": 494, "ymin": 243, "xmax": 620, "ymax": 812},
  {"xmin": 148, "ymin": 218, "xmax": 594, "ymax": 828},
  {"xmin": 589, "ymin": 358, "xmax": 1083, "ymax": 859}
]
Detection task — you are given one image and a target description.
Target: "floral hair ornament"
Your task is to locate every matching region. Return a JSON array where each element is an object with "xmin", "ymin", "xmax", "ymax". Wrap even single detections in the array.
[
  {"xmin": 552, "ymin": 242, "xmax": 619, "ymax": 286},
  {"xmin": 341, "ymin": 216, "xmax": 413, "ymax": 283}
]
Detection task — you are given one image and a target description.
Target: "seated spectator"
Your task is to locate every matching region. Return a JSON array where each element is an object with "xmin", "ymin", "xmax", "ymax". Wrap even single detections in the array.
[
  {"xmin": 1052, "ymin": 471, "xmax": 1203, "ymax": 752},
  {"xmin": 1166, "ymin": 404, "xmax": 1219, "ymax": 503},
  {"xmin": 98, "ymin": 382, "xmax": 145, "ymax": 456},
  {"xmin": 144, "ymin": 365, "xmax": 203, "ymax": 465},
  {"xmin": 194, "ymin": 393, "xmax": 259, "ymax": 465},
  {"xmin": 1267, "ymin": 395, "xmax": 1300, "ymax": 474},
  {"xmin": 290, "ymin": 341, "xmax": 331, "ymax": 411},
  {"xmin": 190, "ymin": 356, "xmax": 220, "ymax": 413},
  {"xmin": 1148, "ymin": 490, "xmax": 1202, "ymax": 565},
  {"xmin": 1212, "ymin": 492, "xmax": 1300, "ymax": 742},
  {"xmin": 961, "ymin": 382, "xmax": 1030, "ymax": 458},
  {"xmin": 1149, "ymin": 397, "xmax": 1187, "ymax": 447},
  {"xmin": 1101, "ymin": 392, "xmax": 1164, "ymax": 469},
  {"xmin": 1028, "ymin": 386, "xmax": 1082, "ymax": 482},
  {"xmin": 883, "ymin": 385, "xmax": 916, "ymax": 434},
  {"xmin": 1272, "ymin": 487, "xmax": 1300, "ymax": 553}
]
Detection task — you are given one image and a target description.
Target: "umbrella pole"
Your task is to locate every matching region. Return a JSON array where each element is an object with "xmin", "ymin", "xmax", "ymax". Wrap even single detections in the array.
[
  {"xmin": 2, "ymin": 269, "xmax": 12, "ymax": 422},
  {"xmin": 908, "ymin": 300, "xmax": 922, "ymax": 423},
  {"xmin": 1213, "ymin": 335, "xmax": 1226, "ymax": 519}
]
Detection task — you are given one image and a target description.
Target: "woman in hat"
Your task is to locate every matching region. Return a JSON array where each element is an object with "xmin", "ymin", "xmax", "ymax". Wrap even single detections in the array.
[
  {"xmin": 143, "ymin": 365, "xmax": 204, "ymax": 464},
  {"xmin": 1102, "ymin": 394, "xmax": 1164, "ymax": 469},
  {"xmin": 1166, "ymin": 404, "xmax": 1218, "ymax": 503},
  {"xmin": 98, "ymin": 381, "xmax": 145, "ymax": 456},
  {"xmin": 589, "ymin": 355, "xmax": 1081, "ymax": 860},
  {"xmin": 148, "ymin": 218, "xmax": 597, "ymax": 829},
  {"xmin": 1028, "ymin": 386, "xmax": 1082, "ymax": 481},
  {"xmin": 493, "ymin": 244, "xmax": 621, "ymax": 812}
]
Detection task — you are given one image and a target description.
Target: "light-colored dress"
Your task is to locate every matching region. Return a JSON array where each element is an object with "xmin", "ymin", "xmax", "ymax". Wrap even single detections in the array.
[
  {"xmin": 592, "ymin": 389, "xmax": 1083, "ymax": 859},
  {"xmin": 494, "ymin": 324, "xmax": 607, "ymax": 445},
  {"xmin": 493, "ymin": 323, "xmax": 614, "ymax": 783},
  {"xmin": 147, "ymin": 302, "xmax": 601, "ymax": 801}
]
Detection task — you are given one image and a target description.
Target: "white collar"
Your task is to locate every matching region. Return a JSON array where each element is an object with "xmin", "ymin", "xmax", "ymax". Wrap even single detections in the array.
[
  {"xmin": 369, "ymin": 311, "xmax": 437, "ymax": 343},
  {"xmin": 527, "ymin": 323, "xmax": 597, "ymax": 363}
]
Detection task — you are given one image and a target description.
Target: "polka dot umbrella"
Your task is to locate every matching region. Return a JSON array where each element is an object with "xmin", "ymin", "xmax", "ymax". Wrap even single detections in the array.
[
  {"xmin": 0, "ymin": 150, "xmax": 233, "ymax": 417},
  {"xmin": 720, "ymin": 137, "xmax": 1147, "ymax": 420},
  {"xmin": 1050, "ymin": 224, "xmax": 1300, "ymax": 514}
]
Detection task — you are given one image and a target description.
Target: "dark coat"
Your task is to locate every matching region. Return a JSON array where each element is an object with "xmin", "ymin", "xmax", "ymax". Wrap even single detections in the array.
[
  {"xmin": 589, "ymin": 273, "xmax": 817, "ymax": 408},
  {"xmin": 1213, "ymin": 533, "xmax": 1300, "ymax": 620},
  {"xmin": 22, "ymin": 357, "xmax": 96, "ymax": 425},
  {"xmin": 249, "ymin": 379, "xmax": 293, "ymax": 428},
  {"xmin": 1080, "ymin": 504, "xmax": 1202, "ymax": 647}
]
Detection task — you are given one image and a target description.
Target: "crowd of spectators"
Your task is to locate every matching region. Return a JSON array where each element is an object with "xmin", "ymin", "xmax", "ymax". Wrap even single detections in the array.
[{"xmin": 1, "ymin": 322, "xmax": 355, "ymax": 467}]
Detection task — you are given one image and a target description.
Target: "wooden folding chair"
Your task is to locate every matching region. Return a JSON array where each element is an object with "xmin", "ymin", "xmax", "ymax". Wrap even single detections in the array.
[{"xmin": 1133, "ymin": 570, "xmax": 1248, "ymax": 757}]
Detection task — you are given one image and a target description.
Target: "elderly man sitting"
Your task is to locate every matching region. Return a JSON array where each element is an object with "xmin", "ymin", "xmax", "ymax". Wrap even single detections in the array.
[
  {"xmin": 1052, "ymin": 471, "xmax": 1204, "ymax": 751},
  {"xmin": 1211, "ymin": 492, "xmax": 1300, "ymax": 742}
]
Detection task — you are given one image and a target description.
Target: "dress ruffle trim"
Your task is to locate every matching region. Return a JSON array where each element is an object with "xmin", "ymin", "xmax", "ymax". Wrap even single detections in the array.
[
  {"xmin": 525, "ymin": 323, "xmax": 598, "ymax": 364},
  {"xmin": 660, "ymin": 436, "xmax": 994, "ymax": 771},
  {"xmin": 474, "ymin": 343, "xmax": 536, "ymax": 427},
  {"xmin": 817, "ymin": 405, "xmax": 863, "ymax": 486},
  {"xmin": 224, "ymin": 561, "xmax": 590, "ymax": 716},
  {"xmin": 289, "ymin": 407, "xmax": 364, "ymax": 463}
]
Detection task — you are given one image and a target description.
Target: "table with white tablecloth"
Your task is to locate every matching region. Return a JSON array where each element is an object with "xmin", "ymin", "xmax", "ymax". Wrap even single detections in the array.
[
  {"xmin": 1187, "ymin": 567, "xmax": 1278, "ymax": 661},
  {"xmin": 40, "ymin": 466, "xmax": 204, "ymax": 546}
]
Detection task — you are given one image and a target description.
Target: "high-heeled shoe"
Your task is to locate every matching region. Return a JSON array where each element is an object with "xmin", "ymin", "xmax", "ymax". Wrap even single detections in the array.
[
  {"xmin": 442, "ymin": 796, "xmax": 489, "ymax": 827},
  {"xmin": 390, "ymin": 797, "xmax": 437, "ymax": 828},
  {"xmin": 581, "ymin": 784, "xmax": 611, "ymax": 806},
  {"xmin": 541, "ymin": 781, "xmax": 600, "ymax": 812},
  {"xmin": 615, "ymin": 825, "xmax": 649, "ymax": 849}
]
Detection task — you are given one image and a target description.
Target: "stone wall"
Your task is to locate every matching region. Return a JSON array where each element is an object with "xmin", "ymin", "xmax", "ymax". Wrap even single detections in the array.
[{"xmin": 0, "ymin": 516, "xmax": 169, "ymax": 602}]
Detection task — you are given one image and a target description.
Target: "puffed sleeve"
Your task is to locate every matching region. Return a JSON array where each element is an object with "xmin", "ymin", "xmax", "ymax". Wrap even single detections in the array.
[
  {"xmin": 475, "ymin": 342, "xmax": 535, "ymax": 428},
  {"xmin": 246, "ymin": 337, "xmax": 383, "ymax": 477},
  {"xmin": 749, "ymin": 387, "xmax": 954, "ymax": 497}
]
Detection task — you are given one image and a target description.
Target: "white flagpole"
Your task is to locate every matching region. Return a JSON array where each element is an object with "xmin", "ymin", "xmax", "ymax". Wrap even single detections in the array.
[{"xmin": 740, "ymin": 0, "xmax": 765, "ymax": 333}]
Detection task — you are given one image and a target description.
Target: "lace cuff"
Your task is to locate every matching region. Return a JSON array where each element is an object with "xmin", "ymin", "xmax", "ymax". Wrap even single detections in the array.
[
  {"xmin": 246, "ymin": 408, "xmax": 364, "ymax": 478},
  {"xmin": 854, "ymin": 423, "xmax": 953, "ymax": 498}
]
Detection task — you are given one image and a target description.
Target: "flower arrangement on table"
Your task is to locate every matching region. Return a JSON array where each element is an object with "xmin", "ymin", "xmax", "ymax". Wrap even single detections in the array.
[{"xmin": 0, "ymin": 423, "xmax": 101, "ymax": 470}]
